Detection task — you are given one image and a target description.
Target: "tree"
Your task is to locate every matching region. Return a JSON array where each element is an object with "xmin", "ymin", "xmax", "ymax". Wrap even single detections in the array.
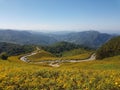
[{"xmin": 0, "ymin": 52, "xmax": 8, "ymax": 60}]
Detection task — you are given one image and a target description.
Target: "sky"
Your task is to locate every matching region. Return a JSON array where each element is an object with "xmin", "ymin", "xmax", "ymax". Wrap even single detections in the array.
[{"xmin": 0, "ymin": 0, "xmax": 120, "ymax": 33}]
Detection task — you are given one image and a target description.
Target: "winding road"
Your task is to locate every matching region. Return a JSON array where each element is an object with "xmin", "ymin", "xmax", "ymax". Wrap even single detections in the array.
[{"xmin": 20, "ymin": 50, "xmax": 96, "ymax": 67}]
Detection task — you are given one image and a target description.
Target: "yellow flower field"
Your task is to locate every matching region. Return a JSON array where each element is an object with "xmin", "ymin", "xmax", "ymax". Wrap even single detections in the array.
[{"xmin": 0, "ymin": 55, "xmax": 120, "ymax": 90}]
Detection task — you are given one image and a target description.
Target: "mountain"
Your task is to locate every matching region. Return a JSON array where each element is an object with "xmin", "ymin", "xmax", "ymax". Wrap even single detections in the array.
[
  {"xmin": 0, "ymin": 29, "xmax": 57, "ymax": 45},
  {"xmin": 96, "ymin": 36, "xmax": 120, "ymax": 59},
  {"xmin": 50, "ymin": 31, "xmax": 113, "ymax": 48},
  {"xmin": 0, "ymin": 29, "xmax": 114, "ymax": 48}
]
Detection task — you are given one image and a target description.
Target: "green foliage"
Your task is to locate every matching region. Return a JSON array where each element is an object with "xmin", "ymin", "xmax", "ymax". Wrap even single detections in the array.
[
  {"xmin": 96, "ymin": 36, "xmax": 120, "ymax": 59},
  {"xmin": 41, "ymin": 41, "xmax": 91, "ymax": 57},
  {"xmin": 0, "ymin": 52, "xmax": 8, "ymax": 60},
  {"xmin": 0, "ymin": 42, "xmax": 35, "ymax": 56}
]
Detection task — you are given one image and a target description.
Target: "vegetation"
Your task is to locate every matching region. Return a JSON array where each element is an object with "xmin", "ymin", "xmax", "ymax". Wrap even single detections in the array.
[
  {"xmin": 41, "ymin": 41, "xmax": 91, "ymax": 57},
  {"xmin": 0, "ymin": 55, "xmax": 120, "ymax": 89},
  {"xmin": 0, "ymin": 42, "xmax": 35, "ymax": 56},
  {"xmin": 62, "ymin": 48, "xmax": 92, "ymax": 57},
  {"xmin": 96, "ymin": 36, "xmax": 120, "ymax": 59},
  {"xmin": 27, "ymin": 51, "xmax": 92, "ymax": 62},
  {"xmin": 27, "ymin": 47, "xmax": 93, "ymax": 62},
  {"xmin": 61, "ymin": 52, "xmax": 93, "ymax": 60},
  {"xmin": 0, "ymin": 52, "xmax": 8, "ymax": 60},
  {"xmin": 27, "ymin": 50, "xmax": 57, "ymax": 61},
  {"xmin": 0, "ymin": 34, "xmax": 119, "ymax": 89}
]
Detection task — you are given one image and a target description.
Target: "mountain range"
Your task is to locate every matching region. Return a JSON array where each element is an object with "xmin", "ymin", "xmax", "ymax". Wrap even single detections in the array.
[
  {"xmin": 0, "ymin": 29, "xmax": 57, "ymax": 45},
  {"xmin": 0, "ymin": 29, "xmax": 116, "ymax": 48},
  {"xmin": 49, "ymin": 31, "xmax": 113, "ymax": 48}
]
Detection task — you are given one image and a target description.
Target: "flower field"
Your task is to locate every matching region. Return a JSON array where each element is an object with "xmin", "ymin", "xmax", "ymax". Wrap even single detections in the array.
[{"xmin": 0, "ymin": 55, "xmax": 120, "ymax": 90}]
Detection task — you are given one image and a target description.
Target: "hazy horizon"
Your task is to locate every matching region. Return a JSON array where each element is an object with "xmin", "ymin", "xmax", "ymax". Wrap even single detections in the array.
[
  {"xmin": 0, "ymin": 0, "xmax": 120, "ymax": 33},
  {"xmin": 0, "ymin": 28, "xmax": 120, "ymax": 34}
]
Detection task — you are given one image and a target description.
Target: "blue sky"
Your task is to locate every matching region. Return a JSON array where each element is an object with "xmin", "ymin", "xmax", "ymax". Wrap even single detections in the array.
[{"xmin": 0, "ymin": 0, "xmax": 120, "ymax": 33}]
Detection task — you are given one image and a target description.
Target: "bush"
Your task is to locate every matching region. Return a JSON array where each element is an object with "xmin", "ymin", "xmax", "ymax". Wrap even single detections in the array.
[{"xmin": 0, "ymin": 52, "xmax": 8, "ymax": 60}]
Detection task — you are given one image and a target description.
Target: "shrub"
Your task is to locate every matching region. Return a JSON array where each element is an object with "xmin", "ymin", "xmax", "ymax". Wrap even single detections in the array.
[{"xmin": 0, "ymin": 52, "xmax": 8, "ymax": 60}]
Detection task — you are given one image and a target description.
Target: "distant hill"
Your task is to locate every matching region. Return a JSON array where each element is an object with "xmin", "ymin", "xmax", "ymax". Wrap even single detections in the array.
[
  {"xmin": 0, "ymin": 29, "xmax": 57, "ymax": 45},
  {"xmin": 0, "ymin": 29, "xmax": 114, "ymax": 48},
  {"xmin": 96, "ymin": 36, "xmax": 120, "ymax": 59},
  {"xmin": 50, "ymin": 31, "xmax": 113, "ymax": 48}
]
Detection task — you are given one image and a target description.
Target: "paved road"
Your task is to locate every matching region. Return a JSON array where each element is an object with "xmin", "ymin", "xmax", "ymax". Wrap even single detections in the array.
[{"xmin": 20, "ymin": 50, "xmax": 96, "ymax": 67}]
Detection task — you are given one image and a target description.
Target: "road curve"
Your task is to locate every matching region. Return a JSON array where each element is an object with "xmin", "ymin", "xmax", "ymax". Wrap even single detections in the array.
[{"xmin": 20, "ymin": 51, "xmax": 96, "ymax": 67}]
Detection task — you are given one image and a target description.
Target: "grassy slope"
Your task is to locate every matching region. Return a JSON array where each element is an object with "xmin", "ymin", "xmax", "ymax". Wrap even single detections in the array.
[
  {"xmin": 61, "ymin": 55, "xmax": 120, "ymax": 70},
  {"xmin": 27, "ymin": 50, "xmax": 57, "ymax": 61},
  {"xmin": 0, "ymin": 55, "xmax": 120, "ymax": 89},
  {"xmin": 62, "ymin": 48, "xmax": 90, "ymax": 56},
  {"xmin": 27, "ymin": 49, "xmax": 93, "ymax": 61},
  {"xmin": 61, "ymin": 48, "xmax": 93, "ymax": 60}
]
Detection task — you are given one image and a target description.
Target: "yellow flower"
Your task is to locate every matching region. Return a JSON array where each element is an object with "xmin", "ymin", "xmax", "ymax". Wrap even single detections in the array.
[
  {"xmin": 115, "ymin": 82, "xmax": 118, "ymax": 85},
  {"xmin": 89, "ymin": 80, "xmax": 92, "ymax": 83}
]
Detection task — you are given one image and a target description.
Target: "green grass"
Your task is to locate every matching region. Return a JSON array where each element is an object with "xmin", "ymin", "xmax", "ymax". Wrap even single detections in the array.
[
  {"xmin": 61, "ymin": 52, "xmax": 93, "ymax": 60},
  {"xmin": 62, "ymin": 48, "xmax": 91, "ymax": 57},
  {"xmin": 27, "ymin": 49, "xmax": 93, "ymax": 61},
  {"xmin": 60, "ymin": 55, "xmax": 120, "ymax": 70},
  {"xmin": 60, "ymin": 48, "xmax": 93, "ymax": 60},
  {"xmin": 27, "ymin": 50, "xmax": 57, "ymax": 61}
]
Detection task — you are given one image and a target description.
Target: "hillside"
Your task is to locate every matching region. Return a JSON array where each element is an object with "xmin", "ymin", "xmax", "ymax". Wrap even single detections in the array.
[
  {"xmin": 27, "ymin": 50, "xmax": 56, "ymax": 61},
  {"xmin": 60, "ymin": 48, "xmax": 93, "ymax": 60},
  {"xmin": 96, "ymin": 36, "xmax": 120, "ymax": 59},
  {"xmin": 0, "ymin": 55, "xmax": 120, "ymax": 89},
  {"xmin": 62, "ymin": 48, "xmax": 90, "ymax": 56},
  {"xmin": 41, "ymin": 41, "xmax": 91, "ymax": 57},
  {"xmin": 0, "ymin": 42, "xmax": 34, "ymax": 56},
  {"xmin": 27, "ymin": 48, "xmax": 92, "ymax": 62}
]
